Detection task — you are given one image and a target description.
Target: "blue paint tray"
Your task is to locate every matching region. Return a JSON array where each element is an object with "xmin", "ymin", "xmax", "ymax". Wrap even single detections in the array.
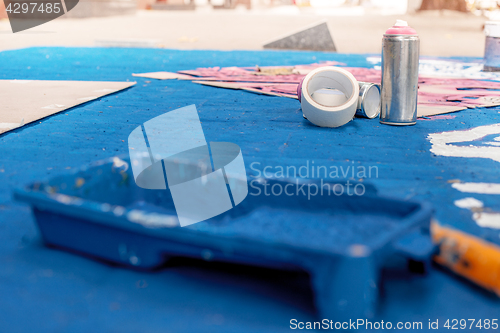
[{"xmin": 14, "ymin": 157, "xmax": 434, "ymax": 321}]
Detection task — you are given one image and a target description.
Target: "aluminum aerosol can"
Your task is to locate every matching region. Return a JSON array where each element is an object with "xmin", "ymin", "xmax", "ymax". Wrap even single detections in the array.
[
  {"xmin": 484, "ymin": 21, "xmax": 500, "ymax": 72},
  {"xmin": 380, "ymin": 20, "xmax": 420, "ymax": 126},
  {"xmin": 356, "ymin": 82, "xmax": 381, "ymax": 119}
]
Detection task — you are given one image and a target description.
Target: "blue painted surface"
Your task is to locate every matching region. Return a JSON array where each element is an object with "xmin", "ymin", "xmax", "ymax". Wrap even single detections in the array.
[{"xmin": 0, "ymin": 47, "xmax": 499, "ymax": 332}]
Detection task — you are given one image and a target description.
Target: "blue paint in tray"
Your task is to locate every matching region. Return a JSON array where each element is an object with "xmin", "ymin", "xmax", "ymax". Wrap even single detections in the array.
[{"xmin": 14, "ymin": 156, "xmax": 433, "ymax": 321}]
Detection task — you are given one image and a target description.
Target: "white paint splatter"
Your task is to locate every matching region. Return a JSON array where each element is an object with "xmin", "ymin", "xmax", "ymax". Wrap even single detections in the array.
[
  {"xmin": 454, "ymin": 197, "xmax": 484, "ymax": 209},
  {"xmin": 452, "ymin": 182, "xmax": 500, "ymax": 195},
  {"xmin": 428, "ymin": 123, "xmax": 500, "ymax": 163},
  {"xmin": 365, "ymin": 57, "xmax": 500, "ymax": 80},
  {"xmin": 127, "ymin": 210, "xmax": 178, "ymax": 228},
  {"xmin": 112, "ymin": 157, "xmax": 129, "ymax": 172},
  {"xmin": 418, "ymin": 59, "xmax": 500, "ymax": 81},
  {"xmin": 430, "ymin": 125, "xmax": 500, "ymax": 229},
  {"xmin": 366, "ymin": 56, "xmax": 381, "ymax": 64},
  {"xmin": 484, "ymin": 142, "xmax": 500, "ymax": 146},
  {"xmin": 472, "ymin": 212, "xmax": 500, "ymax": 229},
  {"xmin": 454, "ymin": 197, "xmax": 500, "ymax": 229}
]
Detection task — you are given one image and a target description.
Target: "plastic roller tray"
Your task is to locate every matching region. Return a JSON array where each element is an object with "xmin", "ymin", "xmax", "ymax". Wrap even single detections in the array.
[{"xmin": 14, "ymin": 157, "xmax": 434, "ymax": 321}]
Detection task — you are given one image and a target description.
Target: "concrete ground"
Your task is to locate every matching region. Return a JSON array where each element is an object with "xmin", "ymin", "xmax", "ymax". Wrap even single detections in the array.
[{"xmin": 0, "ymin": 8, "xmax": 489, "ymax": 57}]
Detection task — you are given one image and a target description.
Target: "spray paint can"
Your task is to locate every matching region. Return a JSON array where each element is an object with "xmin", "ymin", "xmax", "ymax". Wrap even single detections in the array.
[
  {"xmin": 380, "ymin": 20, "xmax": 420, "ymax": 126},
  {"xmin": 484, "ymin": 21, "xmax": 500, "ymax": 72}
]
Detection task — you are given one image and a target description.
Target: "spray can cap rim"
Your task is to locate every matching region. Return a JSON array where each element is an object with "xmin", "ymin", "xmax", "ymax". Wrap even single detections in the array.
[{"xmin": 385, "ymin": 20, "xmax": 418, "ymax": 36}]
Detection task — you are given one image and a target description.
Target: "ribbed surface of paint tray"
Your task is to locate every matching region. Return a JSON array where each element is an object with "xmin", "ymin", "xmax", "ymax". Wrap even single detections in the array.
[{"xmin": 14, "ymin": 157, "xmax": 434, "ymax": 321}]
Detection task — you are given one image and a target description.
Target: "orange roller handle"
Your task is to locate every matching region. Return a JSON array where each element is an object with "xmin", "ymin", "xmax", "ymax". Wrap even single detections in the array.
[{"xmin": 432, "ymin": 221, "xmax": 500, "ymax": 296}]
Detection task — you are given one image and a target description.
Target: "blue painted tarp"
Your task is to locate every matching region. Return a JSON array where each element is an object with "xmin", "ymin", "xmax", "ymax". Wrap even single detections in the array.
[{"xmin": 0, "ymin": 47, "xmax": 499, "ymax": 332}]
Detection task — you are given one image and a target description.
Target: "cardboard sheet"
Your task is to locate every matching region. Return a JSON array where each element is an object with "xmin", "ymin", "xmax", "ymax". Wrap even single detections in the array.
[
  {"xmin": 133, "ymin": 62, "xmax": 500, "ymax": 118},
  {"xmin": 0, "ymin": 80, "xmax": 136, "ymax": 135},
  {"xmin": 132, "ymin": 72, "xmax": 193, "ymax": 80},
  {"xmin": 417, "ymin": 105, "xmax": 468, "ymax": 117},
  {"xmin": 193, "ymin": 81, "xmax": 298, "ymax": 98}
]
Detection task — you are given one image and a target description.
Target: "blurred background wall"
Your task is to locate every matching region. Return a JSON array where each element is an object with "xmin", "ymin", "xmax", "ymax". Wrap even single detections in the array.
[
  {"xmin": 1, "ymin": 0, "xmax": 500, "ymax": 18},
  {"xmin": 0, "ymin": 0, "xmax": 496, "ymax": 57}
]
